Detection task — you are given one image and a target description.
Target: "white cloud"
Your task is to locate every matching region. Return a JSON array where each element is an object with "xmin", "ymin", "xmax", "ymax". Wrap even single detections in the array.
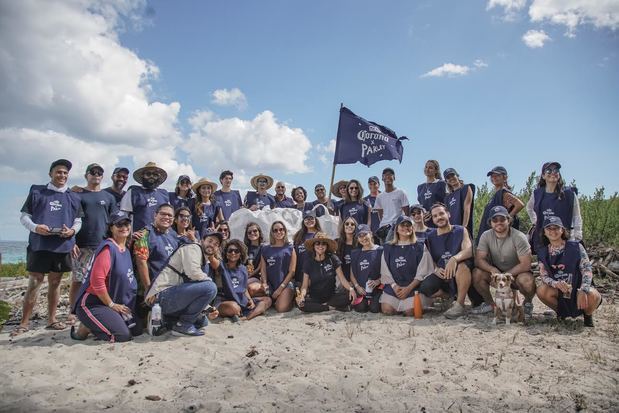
[
  {"xmin": 186, "ymin": 110, "xmax": 313, "ymax": 175},
  {"xmin": 522, "ymin": 29, "xmax": 552, "ymax": 47},
  {"xmin": 529, "ymin": 0, "xmax": 619, "ymax": 37},
  {"xmin": 473, "ymin": 59, "xmax": 489, "ymax": 68},
  {"xmin": 211, "ymin": 88, "xmax": 248, "ymax": 110},
  {"xmin": 421, "ymin": 63, "xmax": 470, "ymax": 78},
  {"xmin": 487, "ymin": 0, "xmax": 528, "ymax": 20},
  {"xmin": 0, "ymin": 0, "xmax": 193, "ymax": 187},
  {"xmin": 315, "ymin": 139, "xmax": 336, "ymax": 165}
]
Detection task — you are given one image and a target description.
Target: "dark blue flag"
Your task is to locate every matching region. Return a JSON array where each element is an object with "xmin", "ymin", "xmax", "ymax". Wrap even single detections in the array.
[{"xmin": 333, "ymin": 106, "xmax": 408, "ymax": 167}]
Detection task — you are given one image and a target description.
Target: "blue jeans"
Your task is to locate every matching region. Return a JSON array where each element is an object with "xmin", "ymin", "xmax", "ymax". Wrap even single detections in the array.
[{"xmin": 158, "ymin": 281, "xmax": 217, "ymax": 327}]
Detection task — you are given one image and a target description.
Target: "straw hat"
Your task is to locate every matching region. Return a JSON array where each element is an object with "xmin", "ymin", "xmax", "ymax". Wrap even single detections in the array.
[
  {"xmin": 192, "ymin": 178, "xmax": 218, "ymax": 193},
  {"xmin": 304, "ymin": 232, "xmax": 337, "ymax": 253},
  {"xmin": 133, "ymin": 162, "xmax": 168, "ymax": 185},
  {"xmin": 250, "ymin": 173, "xmax": 274, "ymax": 190},
  {"xmin": 331, "ymin": 180, "xmax": 348, "ymax": 198}
]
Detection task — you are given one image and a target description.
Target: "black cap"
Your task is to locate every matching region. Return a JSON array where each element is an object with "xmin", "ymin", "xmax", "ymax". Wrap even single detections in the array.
[
  {"xmin": 394, "ymin": 215, "xmax": 413, "ymax": 226},
  {"xmin": 85, "ymin": 163, "xmax": 104, "ymax": 174},
  {"xmin": 49, "ymin": 159, "xmax": 72, "ymax": 172},
  {"xmin": 368, "ymin": 176, "xmax": 379, "ymax": 184},
  {"xmin": 541, "ymin": 161, "xmax": 561, "ymax": 174},
  {"xmin": 177, "ymin": 175, "xmax": 191, "ymax": 184},
  {"xmin": 443, "ymin": 168, "xmax": 458, "ymax": 179},
  {"xmin": 488, "ymin": 205, "xmax": 509, "ymax": 223},
  {"xmin": 382, "ymin": 167, "xmax": 395, "ymax": 176},
  {"xmin": 112, "ymin": 167, "xmax": 129, "ymax": 175},
  {"xmin": 356, "ymin": 224, "xmax": 372, "ymax": 236},
  {"xmin": 109, "ymin": 211, "xmax": 131, "ymax": 225},
  {"xmin": 410, "ymin": 204, "xmax": 425, "ymax": 213},
  {"xmin": 487, "ymin": 166, "xmax": 507, "ymax": 176}
]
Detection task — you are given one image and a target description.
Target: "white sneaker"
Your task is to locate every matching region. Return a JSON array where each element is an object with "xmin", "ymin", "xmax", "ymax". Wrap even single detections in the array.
[{"xmin": 471, "ymin": 302, "xmax": 494, "ymax": 315}]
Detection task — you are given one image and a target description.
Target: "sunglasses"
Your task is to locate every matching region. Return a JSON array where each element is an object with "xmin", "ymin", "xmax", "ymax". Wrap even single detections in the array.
[
  {"xmin": 276, "ymin": 185, "xmax": 285, "ymax": 189},
  {"xmin": 348, "ymin": 186, "xmax": 359, "ymax": 190},
  {"xmin": 143, "ymin": 172, "xmax": 160, "ymax": 178},
  {"xmin": 257, "ymin": 179, "xmax": 268, "ymax": 184},
  {"xmin": 272, "ymin": 227, "xmax": 286, "ymax": 233},
  {"xmin": 179, "ymin": 180, "xmax": 191, "ymax": 185},
  {"xmin": 88, "ymin": 170, "xmax": 103, "ymax": 176},
  {"xmin": 114, "ymin": 221, "xmax": 131, "ymax": 228},
  {"xmin": 304, "ymin": 216, "xmax": 315, "ymax": 221},
  {"xmin": 544, "ymin": 168, "xmax": 560, "ymax": 175},
  {"xmin": 314, "ymin": 241, "xmax": 328, "ymax": 246},
  {"xmin": 491, "ymin": 216, "xmax": 507, "ymax": 223},
  {"xmin": 315, "ymin": 188, "xmax": 325, "ymax": 192},
  {"xmin": 226, "ymin": 249, "xmax": 240, "ymax": 254},
  {"xmin": 344, "ymin": 222, "xmax": 356, "ymax": 227},
  {"xmin": 247, "ymin": 229, "xmax": 260, "ymax": 235},
  {"xmin": 178, "ymin": 214, "xmax": 191, "ymax": 220},
  {"xmin": 221, "ymin": 228, "xmax": 230, "ymax": 232}
]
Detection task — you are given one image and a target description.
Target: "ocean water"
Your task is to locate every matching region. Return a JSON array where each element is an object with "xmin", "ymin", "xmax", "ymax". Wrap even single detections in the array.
[{"xmin": 0, "ymin": 241, "xmax": 28, "ymax": 264}]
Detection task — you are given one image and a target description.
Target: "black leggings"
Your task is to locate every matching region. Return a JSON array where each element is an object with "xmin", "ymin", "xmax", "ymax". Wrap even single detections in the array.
[
  {"xmin": 352, "ymin": 290, "xmax": 382, "ymax": 313},
  {"xmin": 301, "ymin": 290, "xmax": 351, "ymax": 312}
]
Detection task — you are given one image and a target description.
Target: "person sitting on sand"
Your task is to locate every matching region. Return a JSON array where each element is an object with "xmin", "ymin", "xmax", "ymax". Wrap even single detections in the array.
[
  {"xmin": 144, "ymin": 228, "xmax": 219, "ymax": 336},
  {"xmin": 213, "ymin": 239, "xmax": 272, "ymax": 321},
  {"xmin": 379, "ymin": 216, "xmax": 434, "ymax": 316},
  {"xmin": 293, "ymin": 210, "xmax": 321, "ymax": 287},
  {"xmin": 297, "ymin": 233, "xmax": 357, "ymax": 312},
  {"xmin": 71, "ymin": 212, "xmax": 138, "ymax": 342},
  {"xmin": 259, "ymin": 221, "xmax": 296, "ymax": 312},
  {"xmin": 536, "ymin": 216, "xmax": 601, "ymax": 327},
  {"xmin": 410, "ymin": 204, "xmax": 432, "ymax": 244},
  {"xmin": 423, "ymin": 203, "xmax": 473, "ymax": 319},
  {"xmin": 472, "ymin": 206, "xmax": 535, "ymax": 319},
  {"xmin": 244, "ymin": 222, "xmax": 265, "ymax": 297},
  {"xmin": 349, "ymin": 224, "xmax": 383, "ymax": 313},
  {"xmin": 336, "ymin": 216, "xmax": 359, "ymax": 283}
]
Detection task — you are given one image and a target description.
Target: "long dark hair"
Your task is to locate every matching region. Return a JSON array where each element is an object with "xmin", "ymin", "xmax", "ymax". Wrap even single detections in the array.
[
  {"xmin": 194, "ymin": 183, "xmax": 216, "ymax": 218},
  {"xmin": 293, "ymin": 216, "xmax": 322, "ymax": 246},
  {"xmin": 336, "ymin": 216, "xmax": 358, "ymax": 258},
  {"xmin": 173, "ymin": 206, "xmax": 193, "ymax": 233},
  {"xmin": 538, "ymin": 172, "xmax": 566, "ymax": 200},
  {"xmin": 243, "ymin": 222, "xmax": 264, "ymax": 247},
  {"xmin": 344, "ymin": 179, "xmax": 364, "ymax": 203}
]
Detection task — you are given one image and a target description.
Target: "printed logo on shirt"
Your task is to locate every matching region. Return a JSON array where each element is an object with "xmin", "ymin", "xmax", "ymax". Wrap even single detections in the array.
[
  {"xmin": 344, "ymin": 254, "xmax": 351, "ymax": 264},
  {"xmin": 550, "ymin": 264, "xmax": 572, "ymax": 283},
  {"xmin": 449, "ymin": 197, "xmax": 456, "ymax": 207},
  {"xmin": 224, "ymin": 199, "xmax": 232, "ymax": 207},
  {"xmin": 542, "ymin": 208, "xmax": 555, "ymax": 218},
  {"xmin": 49, "ymin": 200, "xmax": 62, "ymax": 212},
  {"xmin": 127, "ymin": 268, "xmax": 134, "ymax": 282},
  {"xmin": 147, "ymin": 196, "xmax": 158, "ymax": 207},
  {"xmin": 99, "ymin": 200, "xmax": 106, "ymax": 206},
  {"xmin": 231, "ymin": 275, "xmax": 240, "ymax": 289},
  {"xmin": 200, "ymin": 214, "xmax": 209, "ymax": 222},
  {"xmin": 256, "ymin": 199, "xmax": 266, "ymax": 209},
  {"xmin": 348, "ymin": 207, "xmax": 358, "ymax": 217},
  {"xmin": 267, "ymin": 256, "xmax": 276, "ymax": 267},
  {"xmin": 423, "ymin": 189, "xmax": 432, "ymax": 200},
  {"xmin": 360, "ymin": 258, "xmax": 370, "ymax": 271},
  {"xmin": 164, "ymin": 244, "xmax": 174, "ymax": 256},
  {"xmin": 395, "ymin": 256, "xmax": 407, "ymax": 268},
  {"xmin": 323, "ymin": 263, "xmax": 333, "ymax": 273},
  {"xmin": 298, "ymin": 245, "xmax": 306, "ymax": 254},
  {"xmin": 441, "ymin": 252, "xmax": 453, "ymax": 266}
]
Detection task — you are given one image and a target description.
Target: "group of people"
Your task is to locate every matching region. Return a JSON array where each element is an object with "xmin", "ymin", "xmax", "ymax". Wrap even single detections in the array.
[{"xmin": 10, "ymin": 158, "xmax": 602, "ymax": 341}]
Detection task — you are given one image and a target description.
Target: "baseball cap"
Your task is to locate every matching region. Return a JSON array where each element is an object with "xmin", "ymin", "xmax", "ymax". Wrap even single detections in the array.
[
  {"xmin": 356, "ymin": 224, "xmax": 372, "ymax": 236},
  {"xmin": 303, "ymin": 210, "xmax": 317, "ymax": 219},
  {"xmin": 201, "ymin": 228, "xmax": 224, "ymax": 242},
  {"xmin": 112, "ymin": 167, "xmax": 129, "ymax": 175},
  {"xmin": 489, "ymin": 206, "xmax": 509, "ymax": 222},
  {"xmin": 109, "ymin": 211, "xmax": 131, "ymax": 226},
  {"xmin": 86, "ymin": 163, "xmax": 104, "ymax": 174},
  {"xmin": 177, "ymin": 175, "xmax": 191, "ymax": 184},
  {"xmin": 410, "ymin": 204, "xmax": 425, "ymax": 214},
  {"xmin": 49, "ymin": 159, "xmax": 72, "ymax": 172},
  {"xmin": 543, "ymin": 216, "xmax": 565, "ymax": 228},
  {"xmin": 368, "ymin": 176, "xmax": 380, "ymax": 184},
  {"xmin": 394, "ymin": 215, "xmax": 413, "ymax": 226},
  {"xmin": 443, "ymin": 168, "xmax": 458, "ymax": 179},
  {"xmin": 487, "ymin": 166, "xmax": 508, "ymax": 176}
]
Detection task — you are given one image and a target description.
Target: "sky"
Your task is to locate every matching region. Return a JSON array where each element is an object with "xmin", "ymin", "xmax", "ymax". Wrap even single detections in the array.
[{"xmin": 0, "ymin": 0, "xmax": 618, "ymax": 241}]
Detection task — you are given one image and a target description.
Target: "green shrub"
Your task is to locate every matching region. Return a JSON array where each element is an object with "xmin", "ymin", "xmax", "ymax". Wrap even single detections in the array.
[{"xmin": 0, "ymin": 262, "xmax": 28, "ymax": 277}]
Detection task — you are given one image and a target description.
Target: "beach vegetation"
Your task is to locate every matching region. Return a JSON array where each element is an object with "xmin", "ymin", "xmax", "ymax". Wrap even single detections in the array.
[{"xmin": 0, "ymin": 262, "xmax": 28, "ymax": 277}]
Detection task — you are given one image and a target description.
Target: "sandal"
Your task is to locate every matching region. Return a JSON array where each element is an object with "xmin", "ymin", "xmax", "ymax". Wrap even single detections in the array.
[
  {"xmin": 45, "ymin": 321, "xmax": 67, "ymax": 331},
  {"xmin": 10, "ymin": 326, "xmax": 29, "ymax": 337}
]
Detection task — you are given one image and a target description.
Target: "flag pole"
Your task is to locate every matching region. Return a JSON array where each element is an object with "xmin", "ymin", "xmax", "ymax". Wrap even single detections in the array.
[{"xmin": 328, "ymin": 103, "xmax": 344, "ymax": 199}]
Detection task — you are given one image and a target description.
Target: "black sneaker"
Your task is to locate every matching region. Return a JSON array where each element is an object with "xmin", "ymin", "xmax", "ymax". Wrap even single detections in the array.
[{"xmin": 584, "ymin": 314, "xmax": 594, "ymax": 327}]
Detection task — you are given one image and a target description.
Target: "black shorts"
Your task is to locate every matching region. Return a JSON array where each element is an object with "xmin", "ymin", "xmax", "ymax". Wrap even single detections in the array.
[
  {"xmin": 26, "ymin": 248, "xmax": 72, "ymax": 274},
  {"xmin": 418, "ymin": 273, "xmax": 455, "ymax": 297}
]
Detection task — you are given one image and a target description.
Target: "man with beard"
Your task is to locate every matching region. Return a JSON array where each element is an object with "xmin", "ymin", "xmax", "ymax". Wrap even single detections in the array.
[
  {"xmin": 244, "ymin": 174, "xmax": 276, "ymax": 210},
  {"xmin": 422, "ymin": 203, "xmax": 472, "ymax": 319},
  {"xmin": 12, "ymin": 159, "xmax": 83, "ymax": 336},
  {"xmin": 120, "ymin": 162, "xmax": 170, "ymax": 232},
  {"xmin": 472, "ymin": 206, "xmax": 535, "ymax": 319},
  {"xmin": 68, "ymin": 163, "xmax": 117, "ymax": 324},
  {"xmin": 103, "ymin": 167, "xmax": 130, "ymax": 208},
  {"xmin": 214, "ymin": 170, "xmax": 243, "ymax": 220},
  {"xmin": 312, "ymin": 184, "xmax": 336, "ymax": 216},
  {"xmin": 274, "ymin": 181, "xmax": 295, "ymax": 208}
]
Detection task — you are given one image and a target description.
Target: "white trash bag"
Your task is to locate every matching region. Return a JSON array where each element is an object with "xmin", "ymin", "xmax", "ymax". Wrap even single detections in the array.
[{"xmin": 228, "ymin": 208, "xmax": 303, "ymax": 244}]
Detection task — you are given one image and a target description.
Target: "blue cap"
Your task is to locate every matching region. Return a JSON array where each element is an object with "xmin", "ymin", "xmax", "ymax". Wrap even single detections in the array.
[
  {"xmin": 543, "ymin": 216, "xmax": 565, "ymax": 228},
  {"xmin": 201, "ymin": 228, "xmax": 224, "ymax": 242},
  {"xmin": 110, "ymin": 211, "xmax": 131, "ymax": 225},
  {"xmin": 303, "ymin": 210, "xmax": 317, "ymax": 219},
  {"xmin": 410, "ymin": 204, "xmax": 425, "ymax": 213},
  {"xmin": 488, "ymin": 205, "xmax": 509, "ymax": 223},
  {"xmin": 356, "ymin": 224, "xmax": 372, "ymax": 236},
  {"xmin": 394, "ymin": 215, "xmax": 413, "ymax": 226},
  {"xmin": 49, "ymin": 159, "xmax": 72, "ymax": 172},
  {"xmin": 112, "ymin": 167, "xmax": 129, "ymax": 175},
  {"xmin": 443, "ymin": 168, "xmax": 458, "ymax": 179},
  {"xmin": 487, "ymin": 166, "xmax": 507, "ymax": 176},
  {"xmin": 368, "ymin": 176, "xmax": 380, "ymax": 184}
]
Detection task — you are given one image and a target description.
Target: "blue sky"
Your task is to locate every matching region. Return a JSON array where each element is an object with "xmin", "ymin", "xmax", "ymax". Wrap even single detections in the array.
[{"xmin": 0, "ymin": 0, "xmax": 618, "ymax": 241}]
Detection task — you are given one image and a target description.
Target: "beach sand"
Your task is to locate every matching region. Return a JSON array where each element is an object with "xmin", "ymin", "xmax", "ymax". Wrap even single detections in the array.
[{"xmin": 1, "ymin": 294, "xmax": 618, "ymax": 413}]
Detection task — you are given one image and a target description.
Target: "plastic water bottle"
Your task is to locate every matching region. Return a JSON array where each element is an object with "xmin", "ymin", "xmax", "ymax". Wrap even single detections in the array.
[
  {"xmin": 149, "ymin": 303, "xmax": 162, "ymax": 335},
  {"xmin": 365, "ymin": 280, "xmax": 374, "ymax": 295}
]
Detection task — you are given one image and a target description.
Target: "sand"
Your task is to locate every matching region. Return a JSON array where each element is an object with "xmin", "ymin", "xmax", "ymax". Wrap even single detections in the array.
[{"xmin": 1, "ymin": 294, "xmax": 618, "ymax": 413}]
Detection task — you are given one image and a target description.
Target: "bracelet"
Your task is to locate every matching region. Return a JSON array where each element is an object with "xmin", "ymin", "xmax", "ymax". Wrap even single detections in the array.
[{"xmin": 108, "ymin": 302, "xmax": 115, "ymax": 308}]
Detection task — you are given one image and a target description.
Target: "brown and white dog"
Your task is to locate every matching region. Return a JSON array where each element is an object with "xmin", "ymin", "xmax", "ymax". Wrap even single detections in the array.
[{"xmin": 492, "ymin": 273, "xmax": 524, "ymax": 325}]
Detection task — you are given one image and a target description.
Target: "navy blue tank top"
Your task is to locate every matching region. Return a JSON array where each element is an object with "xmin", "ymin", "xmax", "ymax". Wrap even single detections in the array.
[
  {"xmin": 220, "ymin": 264, "xmax": 249, "ymax": 307},
  {"xmin": 445, "ymin": 184, "xmax": 475, "ymax": 237},
  {"xmin": 129, "ymin": 186, "xmax": 169, "ymax": 232},
  {"xmin": 146, "ymin": 224, "xmax": 179, "ymax": 281},
  {"xmin": 427, "ymin": 225, "xmax": 464, "ymax": 268},
  {"xmin": 350, "ymin": 247, "xmax": 383, "ymax": 287},
  {"xmin": 261, "ymin": 244, "xmax": 293, "ymax": 292},
  {"xmin": 537, "ymin": 241, "xmax": 582, "ymax": 318},
  {"xmin": 382, "ymin": 243, "xmax": 424, "ymax": 298}
]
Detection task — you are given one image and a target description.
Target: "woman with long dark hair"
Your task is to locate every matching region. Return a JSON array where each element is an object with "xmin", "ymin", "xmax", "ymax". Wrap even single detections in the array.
[
  {"xmin": 526, "ymin": 161, "xmax": 582, "ymax": 254},
  {"xmin": 192, "ymin": 178, "xmax": 224, "ymax": 234},
  {"xmin": 293, "ymin": 210, "xmax": 321, "ymax": 285},
  {"xmin": 349, "ymin": 224, "xmax": 382, "ymax": 313},
  {"xmin": 173, "ymin": 206, "xmax": 196, "ymax": 244},
  {"xmin": 169, "ymin": 175, "xmax": 194, "ymax": 210},
  {"xmin": 336, "ymin": 216, "xmax": 359, "ymax": 282},
  {"xmin": 536, "ymin": 216, "xmax": 600, "ymax": 327},
  {"xmin": 476, "ymin": 166, "xmax": 524, "ymax": 245},
  {"xmin": 243, "ymin": 222, "xmax": 265, "ymax": 296},
  {"xmin": 338, "ymin": 179, "xmax": 370, "ymax": 225}
]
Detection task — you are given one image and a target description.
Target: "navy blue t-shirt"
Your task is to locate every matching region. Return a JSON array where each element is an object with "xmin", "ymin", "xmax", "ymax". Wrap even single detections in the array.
[{"xmin": 76, "ymin": 189, "xmax": 118, "ymax": 248}]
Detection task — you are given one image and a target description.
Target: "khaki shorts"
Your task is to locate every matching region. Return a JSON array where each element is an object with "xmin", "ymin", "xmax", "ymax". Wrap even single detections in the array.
[{"xmin": 72, "ymin": 247, "xmax": 95, "ymax": 282}]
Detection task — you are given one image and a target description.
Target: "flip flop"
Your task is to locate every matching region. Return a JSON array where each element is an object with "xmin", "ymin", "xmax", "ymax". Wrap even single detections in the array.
[
  {"xmin": 10, "ymin": 326, "xmax": 29, "ymax": 337},
  {"xmin": 45, "ymin": 321, "xmax": 67, "ymax": 331}
]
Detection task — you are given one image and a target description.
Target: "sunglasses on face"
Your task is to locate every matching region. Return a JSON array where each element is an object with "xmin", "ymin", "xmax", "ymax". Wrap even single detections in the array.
[
  {"xmin": 276, "ymin": 185, "xmax": 285, "ymax": 189},
  {"xmin": 178, "ymin": 214, "xmax": 191, "ymax": 220},
  {"xmin": 445, "ymin": 174, "xmax": 456, "ymax": 180},
  {"xmin": 179, "ymin": 180, "xmax": 191, "ymax": 185},
  {"xmin": 114, "ymin": 221, "xmax": 131, "ymax": 228},
  {"xmin": 344, "ymin": 222, "xmax": 356, "ymax": 227},
  {"xmin": 314, "ymin": 241, "xmax": 327, "ymax": 247},
  {"xmin": 491, "ymin": 216, "xmax": 507, "ymax": 223},
  {"xmin": 544, "ymin": 168, "xmax": 560, "ymax": 175},
  {"xmin": 304, "ymin": 216, "xmax": 315, "ymax": 221},
  {"xmin": 226, "ymin": 249, "xmax": 240, "ymax": 254},
  {"xmin": 144, "ymin": 172, "xmax": 160, "ymax": 178},
  {"xmin": 257, "ymin": 179, "xmax": 267, "ymax": 184},
  {"xmin": 272, "ymin": 227, "xmax": 285, "ymax": 233},
  {"xmin": 88, "ymin": 170, "xmax": 103, "ymax": 176},
  {"xmin": 348, "ymin": 186, "xmax": 359, "ymax": 190},
  {"xmin": 247, "ymin": 229, "xmax": 259, "ymax": 235},
  {"xmin": 221, "ymin": 228, "xmax": 230, "ymax": 233},
  {"xmin": 315, "ymin": 188, "xmax": 325, "ymax": 192}
]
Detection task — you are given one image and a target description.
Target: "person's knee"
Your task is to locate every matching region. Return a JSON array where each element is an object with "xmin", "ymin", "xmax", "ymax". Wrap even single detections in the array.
[
  {"xmin": 516, "ymin": 273, "xmax": 536, "ymax": 293},
  {"xmin": 199, "ymin": 281, "xmax": 218, "ymax": 300},
  {"xmin": 28, "ymin": 274, "xmax": 45, "ymax": 289},
  {"xmin": 381, "ymin": 304, "xmax": 396, "ymax": 315},
  {"xmin": 114, "ymin": 332, "xmax": 133, "ymax": 343}
]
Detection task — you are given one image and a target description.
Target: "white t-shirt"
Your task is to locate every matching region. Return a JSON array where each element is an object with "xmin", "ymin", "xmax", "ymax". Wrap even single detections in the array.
[{"xmin": 374, "ymin": 188, "xmax": 409, "ymax": 227}]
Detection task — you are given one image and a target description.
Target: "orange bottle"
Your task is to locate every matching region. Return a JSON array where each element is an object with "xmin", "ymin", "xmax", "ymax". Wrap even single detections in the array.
[{"xmin": 413, "ymin": 291, "xmax": 423, "ymax": 319}]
